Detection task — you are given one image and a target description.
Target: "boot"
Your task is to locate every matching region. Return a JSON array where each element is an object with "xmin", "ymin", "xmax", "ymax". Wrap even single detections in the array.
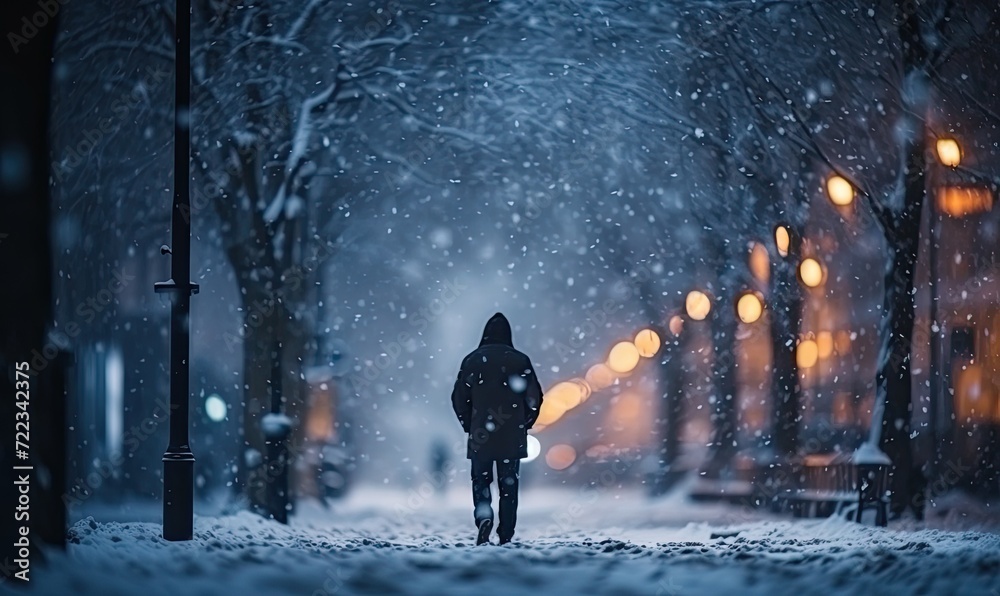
[{"xmin": 476, "ymin": 519, "xmax": 493, "ymax": 546}]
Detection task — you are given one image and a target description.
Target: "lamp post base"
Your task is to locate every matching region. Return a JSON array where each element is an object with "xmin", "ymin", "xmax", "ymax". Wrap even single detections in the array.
[
  {"xmin": 266, "ymin": 440, "xmax": 289, "ymax": 524},
  {"xmin": 162, "ymin": 450, "xmax": 195, "ymax": 541}
]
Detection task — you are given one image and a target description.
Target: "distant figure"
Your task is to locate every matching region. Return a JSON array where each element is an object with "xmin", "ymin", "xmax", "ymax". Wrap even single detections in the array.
[
  {"xmin": 451, "ymin": 313, "xmax": 544, "ymax": 545},
  {"xmin": 429, "ymin": 437, "xmax": 451, "ymax": 494}
]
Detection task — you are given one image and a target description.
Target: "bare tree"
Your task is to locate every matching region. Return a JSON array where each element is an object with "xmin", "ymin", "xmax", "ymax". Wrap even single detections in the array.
[
  {"xmin": 679, "ymin": 0, "xmax": 1000, "ymax": 508},
  {"xmin": 54, "ymin": 0, "xmax": 497, "ymax": 510},
  {"xmin": 185, "ymin": 1, "xmax": 504, "ymax": 508}
]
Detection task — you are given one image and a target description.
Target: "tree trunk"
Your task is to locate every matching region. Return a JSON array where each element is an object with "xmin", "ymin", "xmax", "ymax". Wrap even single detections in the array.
[
  {"xmin": 659, "ymin": 341, "xmax": 683, "ymax": 465},
  {"xmin": 238, "ymin": 286, "xmax": 282, "ymax": 514},
  {"xmin": 771, "ymin": 257, "xmax": 802, "ymax": 458},
  {"xmin": 657, "ymin": 334, "xmax": 685, "ymax": 490},
  {"xmin": 630, "ymin": 278, "xmax": 686, "ymax": 489},
  {"xmin": 236, "ymin": 282, "xmax": 311, "ymax": 516},
  {"xmin": 280, "ymin": 318, "xmax": 309, "ymax": 512},
  {"xmin": 870, "ymin": 0, "xmax": 930, "ymax": 512},
  {"xmin": 875, "ymin": 163, "xmax": 924, "ymax": 513},
  {"xmin": 708, "ymin": 287, "xmax": 740, "ymax": 473}
]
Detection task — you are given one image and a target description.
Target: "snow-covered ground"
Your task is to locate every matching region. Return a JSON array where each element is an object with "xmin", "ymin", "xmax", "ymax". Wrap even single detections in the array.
[{"xmin": 11, "ymin": 481, "xmax": 1000, "ymax": 596}]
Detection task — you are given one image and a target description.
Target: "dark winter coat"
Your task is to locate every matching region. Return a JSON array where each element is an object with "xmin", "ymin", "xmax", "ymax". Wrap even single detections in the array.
[{"xmin": 451, "ymin": 313, "xmax": 544, "ymax": 460}]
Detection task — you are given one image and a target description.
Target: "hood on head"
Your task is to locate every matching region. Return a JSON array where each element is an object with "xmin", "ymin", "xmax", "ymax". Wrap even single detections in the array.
[{"xmin": 479, "ymin": 312, "xmax": 513, "ymax": 347}]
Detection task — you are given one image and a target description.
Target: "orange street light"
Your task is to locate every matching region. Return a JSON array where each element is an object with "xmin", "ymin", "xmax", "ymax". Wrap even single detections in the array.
[
  {"xmin": 545, "ymin": 444, "xmax": 577, "ymax": 470},
  {"xmin": 634, "ymin": 328, "xmax": 661, "ymax": 358},
  {"xmin": 817, "ymin": 331, "xmax": 834, "ymax": 359},
  {"xmin": 935, "ymin": 138, "xmax": 961, "ymax": 168},
  {"xmin": 608, "ymin": 341, "xmax": 641, "ymax": 374},
  {"xmin": 685, "ymin": 290, "xmax": 712, "ymax": 321},
  {"xmin": 797, "ymin": 339, "xmax": 819, "ymax": 368},
  {"xmin": 736, "ymin": 291, "xmax": 765, "ymax": 324},
  {"xmin": 668, "ymin": 315, "xmax": 684, "ymax": 337},
  {"xmin": 585, "ymin": 363, "xmax": 616, "ymax": 391},
  {"xmin": 798, "ymin": 257, "xmax": 824, "ymax": 288},
  {"xmin": 774, "ymin": 224, "xmax": 792, "ymax": 258},
  {"xmin": 749, "ymin": 242, "xmax": 770, "ymax": 282},
  {"xmin": 826, "ymin": 174, "xmax": 854, "ymax": 207}
]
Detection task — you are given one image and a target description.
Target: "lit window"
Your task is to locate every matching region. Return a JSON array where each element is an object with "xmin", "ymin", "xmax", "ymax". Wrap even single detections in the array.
[{"xmin": 937, "ymin": 186, "xmax": 993, "ymax": 217}]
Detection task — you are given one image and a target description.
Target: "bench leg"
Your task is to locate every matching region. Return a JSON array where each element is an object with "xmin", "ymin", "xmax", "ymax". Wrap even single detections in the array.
[
  {"xmin": 833, "ymin": 500, "xmax": 846, "ymax": 518},
  {"xmin": 876, "ymin": 502, "xmax": 887, "ymax": 527}
]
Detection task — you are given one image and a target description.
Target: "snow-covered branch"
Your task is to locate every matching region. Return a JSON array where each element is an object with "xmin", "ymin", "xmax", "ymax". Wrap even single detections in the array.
[
  {"xmin": 263, "ymin": 74, "xmax": 343, "ymax": 225},
  {"xmin": 80, "ymin": 40, "xmax": 174, "ymax": 62},
  {"xmin": 340, "ymin": 23, "xmax": 414, "ymax": 53},
  {"xmin": 285, "ymin": 0, "xmax": 327, "ymax": 41}
]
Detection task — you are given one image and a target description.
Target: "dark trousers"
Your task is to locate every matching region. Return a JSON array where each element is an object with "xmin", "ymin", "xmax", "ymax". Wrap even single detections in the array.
[{"xmin": 471, "ymin": 457, "xmax": 520, "ymax": 540}]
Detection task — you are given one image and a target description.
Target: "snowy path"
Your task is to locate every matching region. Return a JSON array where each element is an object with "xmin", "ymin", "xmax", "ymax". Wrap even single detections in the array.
[{"xmin": 11, "ymin": 485, "xmax": 1000, "ymax": 596}]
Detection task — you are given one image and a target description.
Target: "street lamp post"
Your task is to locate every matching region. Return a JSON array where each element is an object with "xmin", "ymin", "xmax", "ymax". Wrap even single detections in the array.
[
  {"xmin": 929, "ymin": 137, "xmax": 961, "ymax": 476},
  {"xmin": 154, "ymin": 0, "xmax": 198, "ymax": 542}
]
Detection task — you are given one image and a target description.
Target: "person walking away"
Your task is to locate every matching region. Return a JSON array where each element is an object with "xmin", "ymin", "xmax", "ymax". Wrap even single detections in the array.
[{"xmin": 451, "ymin": 312, "xmax": 544, "ymax": 545}]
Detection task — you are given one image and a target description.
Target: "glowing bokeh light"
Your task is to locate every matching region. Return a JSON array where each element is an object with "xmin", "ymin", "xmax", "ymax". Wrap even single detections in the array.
[
  {"xmin": 205, "ymin": 394, "xmax": 227, "ymax": 422},
  {"xmin": 936, "ymin": 138, "xmax": 961, "ymax": 167},
  {"xmin": 826, "ymin": 175, "xmax": 854, "ymax": 206},
  {"xmin": 685, "ymin": 290, "xmax": 712, "ymax": 321},
  {"xmin": 545, "ymin": 444, "xmax": 577, "ymax": 470},
  {"xmin": 523, "ymin": 434, "xmax": 541, "ymax": 462},
  {"xmin": 535, "ymin": 401, "xmax": 564, "ymax": 427},
  {"xmin": 736, "ymin": 292, "xmax": 764, "ymax": 324},
  {"xmin": 749, "ymin": 242, "xmax": 770, "ymax": 282},
  {"xmin": 668, "ymin": 315, "xmax": 684, "ymax": 336},
  {"xmin": 775, "ymin": 225, "xmax": 791, "ymax": 258},
  {"xmin": 634, "ymin": 329, "xmax": 661, "ymax": 358},
  {"xmin": 799, "ymin": 257, "xmax": 824, "ymax": 288},
  {"xmin": 797, "ymin": 339, "xmax": 819, "ymax": 369},
  {"xmin": 835, "ymin": 330, "xmax": 853, "ymax": 354},
  {"xmin": 607, "ymin": 341, "xmax": 641, "ymax": 374},
  {"xmin": 817, "ymin": 331, "xmax": 834, "ymax": 359},
  {"xmin": 569, "ymin": 377, "xmax": 592, "ymax": 402},
  {"xmin": 585, "ymin": 363, "xmax": 616, "ymax": 391}
]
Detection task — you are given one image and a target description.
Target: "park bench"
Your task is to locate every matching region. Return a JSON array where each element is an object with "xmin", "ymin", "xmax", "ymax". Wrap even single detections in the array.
[
  {"xmin": 786, "ymin": 452, "xmax": 856, "ymax": 519},
  {"xmin": 784, "ymin": 449, "xmax": 890, "ymax": 526}
]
